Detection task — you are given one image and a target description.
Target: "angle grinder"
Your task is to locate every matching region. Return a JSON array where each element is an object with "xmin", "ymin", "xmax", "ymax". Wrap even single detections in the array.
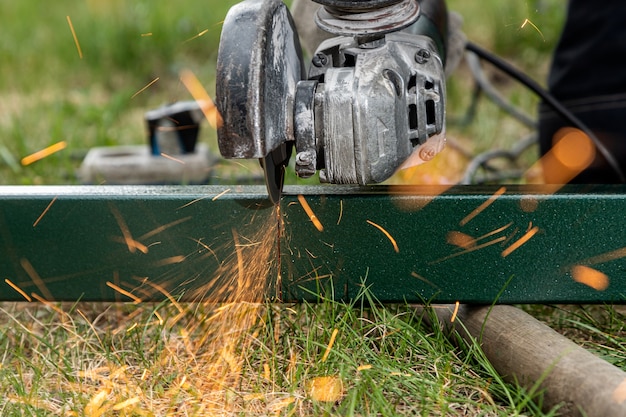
[{"xmin": 216, "ymin": 0, "xmax": 448, "ymax": 203}]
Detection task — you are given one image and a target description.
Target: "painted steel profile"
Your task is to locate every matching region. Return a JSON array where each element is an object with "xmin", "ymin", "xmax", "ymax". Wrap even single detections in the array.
[{"xmin": 0, "ymin": 184, "xmax": 625, "ymax": 303}]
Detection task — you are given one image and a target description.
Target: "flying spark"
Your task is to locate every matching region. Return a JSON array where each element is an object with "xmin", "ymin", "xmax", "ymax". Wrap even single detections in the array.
[
  {"xmin": 184, "ymin": 28, "xmax": 209, "ymax": 43},
  {"xmin": 21, "ymin": 141, "xmax": 67, "ymax": 166},
  {"xmin": 110, "ymin": 204, "xmax": 143, "ymax": 254},
  {"xmin": 520, "ymin": 18, "xmax": 545, "ymax": 41},
  {"xmin": 501, "ymin": 225, "xmax": 539, "ymax": 257},
  {"xmin": 154, "ymin": 255, "xmax": 186, "ymax": 266},
  {"xmin": 321, "ymin": 328, "xmax": 339, "ymax": 362},
  {"xmin": 139, "ymin": 216, "xmax": 192, "ymax": 241},
  {"xmin": 297, "ymin": 194, "xmax": 324, "ymax": 232},
  {"xmin": 131, "ymin": 77, "xmax": 160, "ymax": 99},
  {"xmin": 460, "ymin": 186, "xmax": 506, "ymax": 226},
  {"xmin": 33, "ymin": 196, "xmax": 57, "ymax": 227},
  {"xmin": 31, "ymin": 293, "xmax": 64, "ymax": 315},
  {"xmin": 337, "ymin": 199, "xmax": 344, "ymax": 225},
  {"xmin": 432, "ymin": 236, "xmax": 507, "ymax": 264},
  {"xmin": 571, "ymin": 265, "xmax": 609, "ymax": 291},
  {"xmin": 177, "ymin": 196, "xmax": 211, "ymax": 209},
  {"xmin": 66, "ymin": 16, "xmax": 83, "ymax": 59},
  {"xmin": 20, "ymin": 258, "xmax": 53, "ymax": 300},
  {"xmin": 577, "ymin": 246, "xmax": 626, "ymax": 267},
  {"xmin": 160, "ymin": 152, "xmax": 185, "ymax": 164},
  {"xmin": 450, "ymin": 301, "xmax": 460, "ymax": 323},
  {"xmin": 366, "ymin": 219, "xmax": 399, "ymax": 253},
  {"xmin": 106, "ymin": 281, "xmax": 142, "ymax": 304},
  {"xmin": 410, "ymin": 271, "xmax": 439, "ymax": 289},
  {"xmin": 212, "ymin": 188, "xmax": 231, "ymax": 201},
  {"xmin": 308, "ymin": 376, "xmax": 344, "ymax": 402},
  {"xmin": 180, "ymin": 69, "xmax": 223, "ymax": 129},
  {"xmin": 526, "ymin": 127, "xmax": 595, "ymax": 188},
  {"xmin": 446, "ymin": 231, "xmax": 476, "ymax": 250},
  {"xmin": 4, "ymin": 278, "xmax": 32, "ymax": 302}
]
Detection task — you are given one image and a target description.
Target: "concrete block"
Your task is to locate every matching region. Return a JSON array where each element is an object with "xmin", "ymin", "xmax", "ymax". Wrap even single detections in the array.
[{"xmin": 78, "ymin": 143, "xmax": 216, "ymax": 185}]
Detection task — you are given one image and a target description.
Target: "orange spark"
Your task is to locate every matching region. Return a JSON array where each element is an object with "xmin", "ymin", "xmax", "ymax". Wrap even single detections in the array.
[
  {"xmin": 578, "ymin": 246, "xmax": 626, "ymax": 267},
  {"xmin": 154, "ymin": 255, "xmax": 186, "ymax": 266},
  {"xmin": 31, "ymin": 293, "xmax": 64, "ymax": 315},
  {"xmin": 366, "ymin": 219, "xmax": 399, "ymax": 253},
  {"xmin": 139, "ymin": 216, "xmax": 192, "ymax": 241},
  {"xmin": 432, "ymin": 236, "xmax": 507, "ymax": 264},
  {"xmin": 4, "ymin": 278, "xmax": 32, "ymax": 302},
  {"xmin": 526, "ymin": 127, "xmax": 595, "ymax": 187},
  {"xmin": 141, "ymin": 279, "xmax": 184, "ymax": 314},
  {"xmin": 571, "ymin": 265, "xmax": 609, "ymax": 291},
  {"xmin": 501, "ymin": 225, "xmax": 539, "ymax": 257},
  {"xmin": 106, "ymin": 281, "xmax": 142, "ymax": 304},
  {"xmin": 298, "ymin": 194, "xmax": 324, "ymax": 232},
  {"xmin": 520, "ymin": 18, "xmax": 545, "ymax": 41},
  {"xmin": 66, "ymin": 16, "xmax": 83, "ymax": 59},
  {"xmin": 476, "ymin": 222, "xmax": 513, "ymax": 242},
  {"xmin": 33, "ymin": 196, "xmax": 57, "ymax": 227},
  {"xmin": 446, "ymin": 231, "xmax": 476, "ymax": 250},
  {"xmin": 180, "ymin": 69, "xmax": 223, "ymax": 129},
  {"xmin": 111, "ymin": 236, "xmax": 149, "ymax": 253},
  {"xmin": 231, "ymin": 229, "xmax": 246, "ymax": 288},
  {"xmin": 20, "ymin": 258, "xmax": 53, "ymax": 300},
  {"xmin": 450, "ymin": 301, "xmax": 460, "ymax": 323},
  {"xmin": 460, "ymin": 186, "xmax": 506, "ymax": 226},
  {"xmin": 177, "ymin": 196, "xmax": 211, "ymax": 209},
  {"xmin": 131, "ymin": 77, "xmax": 160, "ymax": 99},
  {"xmin": 21, "ymin": 141, "xmax": 67, "ymax": 166},
  {"xmin": 160, "ymin": 152, "xmax": 185, "ymax": 164},
  {"xmin": 308, "ymin": 376, "xmax": 344, "ymax": 402},
  {"xmin": 110, "ymin": 204, "xmax": 139, "ymax": 254},
  {"xmin": 263, "ymin": 363, "xmax": 271, "ymax": 381},
  {"xmin": 184, "ymin": 28, "xmax": 209, "ymax": 43},
  {"xmin": 337, "ymin": 199, "xmax": 344, "ymax": 225},
  {"xmin": 189, "ymin": 237, "xmax": 220, "ymax": 263},
  {"xmin": 321, "ymin": 328, "xmax": 339, "ymax": 362},
  {"xmin": 410, "ymin": 271, "xmax": 439, "ymax": 289},
  {"xmin": 212, "ymin": 188, "xmax": 231, "ymax": 201}
]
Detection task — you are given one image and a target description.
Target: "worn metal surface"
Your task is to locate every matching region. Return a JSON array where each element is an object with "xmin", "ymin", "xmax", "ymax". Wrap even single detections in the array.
[{"xmin": 0, "ymin": 184, "xmax": 626, "ymax": 303}]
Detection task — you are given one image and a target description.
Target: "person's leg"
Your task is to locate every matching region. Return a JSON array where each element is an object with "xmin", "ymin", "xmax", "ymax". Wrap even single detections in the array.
[{"xmin": 539, "ymin": 0, "xmax": 626, "ymax": 183}]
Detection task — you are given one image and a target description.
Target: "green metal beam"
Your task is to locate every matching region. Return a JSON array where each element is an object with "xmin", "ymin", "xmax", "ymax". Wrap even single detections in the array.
[{"xmin": 1, "ymin": 184, "xmax": 625, "ymax": 304}]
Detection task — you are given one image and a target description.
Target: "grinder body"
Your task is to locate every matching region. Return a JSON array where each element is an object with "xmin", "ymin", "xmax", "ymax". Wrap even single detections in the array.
[{"xmin": 216, "ymin": 0, "xmax": 448, "ymax": 202}]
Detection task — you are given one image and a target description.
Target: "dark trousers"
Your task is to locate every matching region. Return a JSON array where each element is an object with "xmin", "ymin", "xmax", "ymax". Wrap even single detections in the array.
[{"xmin": 539, "ymin": 0, "xmax": 626, "ymax": 183}]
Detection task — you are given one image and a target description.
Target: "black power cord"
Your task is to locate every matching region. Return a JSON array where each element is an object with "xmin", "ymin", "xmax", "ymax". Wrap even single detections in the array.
[{"xmin": 465, "ymin": 41, "xmax": 626, "ymax": 183}]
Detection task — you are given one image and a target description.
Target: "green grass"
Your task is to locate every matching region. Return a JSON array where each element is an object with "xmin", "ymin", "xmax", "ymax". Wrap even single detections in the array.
[
  {"xmin": 2, "ymin": 1, "xmax": 625, "ymax": 416},
  {"xmin": 0, "ymin": 292, "xmax": 564, "ymax": 416}
]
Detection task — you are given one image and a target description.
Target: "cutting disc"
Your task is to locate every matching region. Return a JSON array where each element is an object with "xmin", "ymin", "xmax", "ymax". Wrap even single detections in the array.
[{"xmin": 216, "ymin": 0, "xmax": 305, "ymax": 203}]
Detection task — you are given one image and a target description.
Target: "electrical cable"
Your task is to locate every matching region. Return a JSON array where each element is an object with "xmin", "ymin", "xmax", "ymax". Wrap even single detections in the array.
[
  {"xmin": 465, "ymin": 51, "xmax": 536, "ymax": 129},
  {"xmin": 465, "ymin": 41, "xmax": 626, "ymax": 183}
]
